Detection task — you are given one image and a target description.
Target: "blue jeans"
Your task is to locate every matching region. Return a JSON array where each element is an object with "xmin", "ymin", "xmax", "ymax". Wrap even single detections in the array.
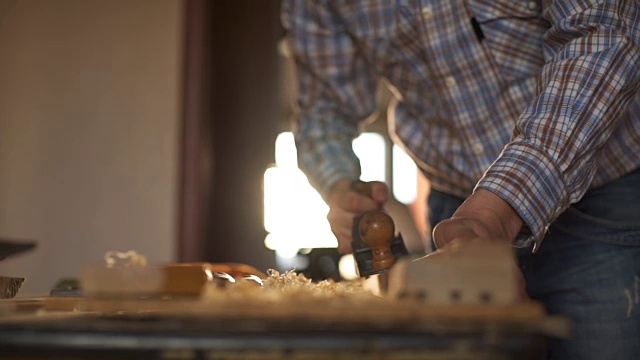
[{"xmin": 427, "ymin": 169, "xmax": 640, "ymax": 360}]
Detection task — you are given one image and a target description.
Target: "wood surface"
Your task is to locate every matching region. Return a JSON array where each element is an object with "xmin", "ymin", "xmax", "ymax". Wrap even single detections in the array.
[
  {"xmin": 80, "ymin": 262, "xmax": 268, "ymax": 298},
  {"xmin": 77, "ymin": 298, "xmax": 546, "ymax": 321},
  {"xmin": 0, "ymin": 296, "xmax": 570, "ymax": 338}
]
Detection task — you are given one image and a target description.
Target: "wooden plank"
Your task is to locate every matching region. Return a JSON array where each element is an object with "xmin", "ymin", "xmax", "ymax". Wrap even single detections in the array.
[
  {"xmin": 0, "ymin": 296, "xmax": 569, "ymax": 338},
  {"xmin": 79, "ymin": 297, "xmax": 547, "ymax": 322}
]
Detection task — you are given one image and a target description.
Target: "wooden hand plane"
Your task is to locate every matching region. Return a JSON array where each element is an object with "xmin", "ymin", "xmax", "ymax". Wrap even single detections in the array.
[{"xmin": 350, "ymin": 181, "xmax": 409, "ymax": 289}]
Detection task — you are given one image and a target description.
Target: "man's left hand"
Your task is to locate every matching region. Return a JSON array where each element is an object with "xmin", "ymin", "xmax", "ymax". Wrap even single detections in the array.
[
  {"xmin": 432, "ymin": 189, "xmax": 523, "ymax": 248},
  {"xmin": 432, "ymin": 189, "xmax": 528, "ymax": 300}
]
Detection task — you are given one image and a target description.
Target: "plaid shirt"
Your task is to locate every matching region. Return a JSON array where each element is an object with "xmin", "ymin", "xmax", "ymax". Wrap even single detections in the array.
[{"xmin": 282, "ymin": 0, "xmax": 640, "ymax": 249}]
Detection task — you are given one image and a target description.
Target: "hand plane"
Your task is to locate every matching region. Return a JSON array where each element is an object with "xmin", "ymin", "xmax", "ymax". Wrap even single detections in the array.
[{"xmin": 350, "ymin": 181, "xmax": 409, "ymax": 291}]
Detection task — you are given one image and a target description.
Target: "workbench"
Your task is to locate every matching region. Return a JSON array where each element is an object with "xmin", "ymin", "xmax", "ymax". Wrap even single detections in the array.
[{"xmin": 0, "ymin": 297, "xmax": 565, "ymax": 359}]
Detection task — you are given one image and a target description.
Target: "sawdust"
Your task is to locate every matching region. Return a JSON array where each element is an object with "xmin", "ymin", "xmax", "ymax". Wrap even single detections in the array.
[
  {"xmin": 104, "ymin": 250, "xmax": 147, "ymax": 268},
  {"xmin": 201, "ymin": 269, "xmax": 379, "ymax": 305}
]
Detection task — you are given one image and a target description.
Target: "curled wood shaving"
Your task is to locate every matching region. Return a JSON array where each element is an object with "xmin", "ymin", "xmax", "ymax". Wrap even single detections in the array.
[{"xmin": 104, "ymin": 250, "xmax": 147, "ymax": 268}]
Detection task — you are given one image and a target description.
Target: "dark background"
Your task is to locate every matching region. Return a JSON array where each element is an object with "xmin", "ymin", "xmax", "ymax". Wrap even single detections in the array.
[{"xmin": 180, "ymin": 0, "xmax": 284, "ymax": 271}]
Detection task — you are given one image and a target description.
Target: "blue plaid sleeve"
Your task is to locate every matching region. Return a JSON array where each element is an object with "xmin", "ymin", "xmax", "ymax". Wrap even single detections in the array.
[
  {"xmin": 477, "ymin": 0, "xmax": 640, "ymax": 249},
  {"xmin": 281, "ymin": 0, "xmax": 379, "ymax": 198}
]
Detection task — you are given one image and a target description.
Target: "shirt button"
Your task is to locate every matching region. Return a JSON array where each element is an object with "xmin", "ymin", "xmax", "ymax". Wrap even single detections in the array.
[
  {"xmin": 445, "ymin": 76, "xmax": 456, "ymax": 88},
  {"xmin": 471, "ymin": 142, "xmax": 484, "ymax": 155},
  {"xmin": 528, "ymin": 1, "xmax": 537, "ymax": 10},
  {"xmin": 421, "ymin": 6, "xmax": 433, "ymax": 19}
]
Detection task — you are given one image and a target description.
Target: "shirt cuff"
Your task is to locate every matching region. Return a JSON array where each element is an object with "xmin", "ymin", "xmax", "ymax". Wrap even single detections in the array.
[
  {"xmin": 475, "ymin": 142, "xmax": 570, "ymax": 250},
  {"xmin": 316, "ymin": 168, "xmax": 360, "ymax": 201},
  {"xmin": 295, "ymin": 115, "xmax": 362, "ymax": 200},
  {"xmin": 296, "ymin": 141, "xmax": 361, "ymax": 200}
]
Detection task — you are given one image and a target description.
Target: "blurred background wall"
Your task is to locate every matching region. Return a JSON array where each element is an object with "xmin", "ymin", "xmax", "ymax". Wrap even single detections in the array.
[
  {"xmin": 0, "ymin": 0, "xmax": 183, "ymax": 293},
  {"xmin": 0, "ymin": 0, "xmax": 425, "ymax": 294}
]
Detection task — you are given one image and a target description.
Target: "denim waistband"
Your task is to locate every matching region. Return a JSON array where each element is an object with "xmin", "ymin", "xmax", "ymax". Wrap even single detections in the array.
[
  {"xmin": 551, "ymin": 168, "xmax": 640, "ymax": 246},
  {"xmin": 428, "ymin": 168, "xmax": 640, "ymax": 247}
]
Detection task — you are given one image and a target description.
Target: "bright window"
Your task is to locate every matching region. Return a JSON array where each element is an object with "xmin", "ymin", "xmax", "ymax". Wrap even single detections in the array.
[
  {"xmin": 264, "ymin": 132, "xmax": 418, "ymax": 256},
  {"xmin": 392, "ymin": 144, "xmax": 418, "ymax": 204}
]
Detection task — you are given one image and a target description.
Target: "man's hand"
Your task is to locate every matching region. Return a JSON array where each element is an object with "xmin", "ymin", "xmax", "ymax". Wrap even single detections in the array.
[
  {"xmin": 326, "ymin": 179, "xmax": 388, "ymax": 253},
  {"xmin": 432, "ymin": 189, "xmax": 523, "ymax": 248},
  {"xmin": 432, "ymin": 189, "xmax": 528, "ymax": 300}
]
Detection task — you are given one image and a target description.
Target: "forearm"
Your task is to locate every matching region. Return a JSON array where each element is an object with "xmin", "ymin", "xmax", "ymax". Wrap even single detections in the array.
[
  {"xmin": 282, "ymin": 0, "xmax": 379, "ymax": 198},
  {"xmin": 295, "ymin": 115, "xmax": 362, "ymax": 199}
]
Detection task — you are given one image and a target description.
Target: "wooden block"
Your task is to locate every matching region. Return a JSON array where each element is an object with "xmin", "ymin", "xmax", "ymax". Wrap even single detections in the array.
[
  {"xmin": 162, "ymin": 264, "xmax": 211, "ymax": 296},
  {"xmin": 0, "ymin": 297, "xmax": 82, "ymax": 313},
  {"xmin": 81, "ymin": 263, "xmax": 267, "ymax": 298},
  {"xmin": 162, "ymin": 263, "xmax": 267, "ymax": 295},
  {"xmin": 388, "ymin": 242, "xmax": 518, "ymax": 305},
  {"xmin": 81, "ymin": 266, "xmax": 164, "ymax": 297},
  {"xmin": 44, "ymin": 297, "xmax": 84, "ymax": 312}
]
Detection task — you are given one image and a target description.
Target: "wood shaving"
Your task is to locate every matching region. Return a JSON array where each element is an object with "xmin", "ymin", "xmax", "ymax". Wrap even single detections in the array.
[
  {"xmin": 201, "ymin": 269, "xmax": 379, "ymax": 305},
  {"xmin": 104, "ymin": 250, "xmax": 147, "ymax": 268}
]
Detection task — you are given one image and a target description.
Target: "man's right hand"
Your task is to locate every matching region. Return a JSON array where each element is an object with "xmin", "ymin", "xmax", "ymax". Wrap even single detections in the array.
[{"xmin": 325, "ymin": 179, "xmax": 388, "ymax": 253}]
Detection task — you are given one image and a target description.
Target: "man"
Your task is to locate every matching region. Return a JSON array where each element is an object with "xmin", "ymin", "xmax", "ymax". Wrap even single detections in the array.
[{"xmin": 281, "ymin": 1, "xmax": 640, "ymax": 359}]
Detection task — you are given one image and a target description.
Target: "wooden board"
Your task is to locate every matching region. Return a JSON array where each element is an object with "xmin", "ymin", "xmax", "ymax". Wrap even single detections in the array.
[
  {"xmin": 0, "ymin": 296, "xmax": 570, "ymax": 339},
  {"xmin": 78, "ymin": 298, "xmax": 546, "ymax": 321}
]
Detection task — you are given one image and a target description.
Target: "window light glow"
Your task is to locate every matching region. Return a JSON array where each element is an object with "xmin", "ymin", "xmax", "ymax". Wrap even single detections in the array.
[
  {"xmin": 353, "ymin": 133, "xmax": 386, "ymax": 182},
  {"xmin": 263, "ymin": 132, "xmax": 387, "ymax": 251},
  {"xmin": 392, "ymin": 145, "xmax": 418, "ymax": 204},
  {"xmin": 275, "ymin": 132, "xmax": 298, "ymax": 169},
  {"xmin": 338, "ymin": 254, "xmax": 358, "ymax": 280},
  {"xmin": 263, "ymin": 167, "xmax": 336, "ymax": 251}
]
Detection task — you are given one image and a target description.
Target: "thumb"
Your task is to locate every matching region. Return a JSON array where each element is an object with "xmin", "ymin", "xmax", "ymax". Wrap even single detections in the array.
[{"xmin": 367, "ymin": 181, "xmax": 389, "ymax": 204}]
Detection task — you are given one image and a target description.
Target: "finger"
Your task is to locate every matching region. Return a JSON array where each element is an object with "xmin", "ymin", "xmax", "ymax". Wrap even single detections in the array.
[
  {"xmin": 334, "ymin": 189, "xmax": 380, "ymax": 213},
  {"xmin": 327, "ymin": 207, "xmax": 355, "ymax": 253},
  {"xmin": 331, "ymin": 221, "xmax": 353, "ymax": 254},
  {"xmin": 367, "ymin": 181, "xmax": 389, "ymax": 204},
  {"xmin": 337, "ymin": 237, "xmax": 352, "ymax": 254},
  {"xmin": 328, "ymin": 180, "xmax": 379, "ymax": 213},
  {"xmin": 347, "ymin": 193, "xmax": 380, "ymax": 213},
  {"xmin": 432, "ymin": 219, "xmax": 450, "ymax": 249},
  {"xmin": 432, "ymin": 218, "xmax": 477, "ymax": 249},
  {"xmin": 327, "ymin": 206, "xmax": 353, "ymax": 232}
]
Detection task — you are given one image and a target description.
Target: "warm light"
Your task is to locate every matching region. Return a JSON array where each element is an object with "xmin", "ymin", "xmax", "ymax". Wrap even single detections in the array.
[
  {"xmin": 353, "ymin": 133, "xmax": 386, "ymax": 182},
  {"xmin": 338, "ymin": 254, "xmax": 359, "ymax": 280},
  {"xmin": 275, "ymin": 132, "xmax": 298, "ymax": 169},
  {"xmin": 392, "ymin": 145, "xmax": 418, "ymax": 204},
  {"xmin": 263, "ymin": 167, "xmax": 336, "ymax": 250},
  {"xmin": 264, "ymin": 132, "xmax": 387, "ymax": 252}
]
